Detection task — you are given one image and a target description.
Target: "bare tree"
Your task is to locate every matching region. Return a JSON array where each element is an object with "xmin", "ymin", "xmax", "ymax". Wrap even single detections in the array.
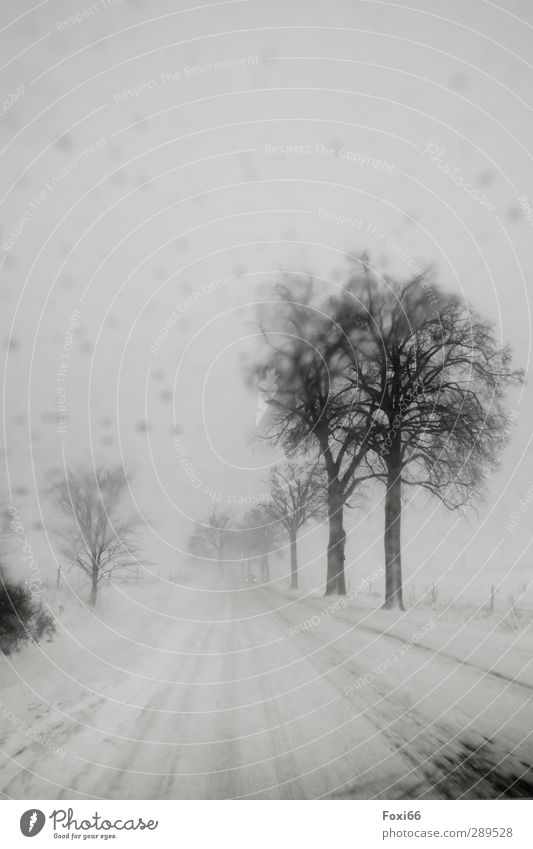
[
  {"xmin": 253, "ymin": 278, "xmax": 377, "ymax": 595},
  {"xmin": 188, "ymin": 507, "xmax": 231, "ymax": 574},
  {"xmin": 253, "ymin": 261, "xmax": 523, "ymax": 605},
  {"xmin": 333, "ymin": 266, "xmax": 524, "ymax": 609},
  {"xmin": 51, "ymin": 465, "xmax": 147, "ymax": 607},
  {"xmin": 240, "ymin": 506, "xmax": 282, "ymax": 583},
  {"xmin": 235, "ymin": 520, "xmax": 259, "ymax": 583},
  {"xmin": 263, "ymin": 461, "xmax": 326, "ymax": 589}
]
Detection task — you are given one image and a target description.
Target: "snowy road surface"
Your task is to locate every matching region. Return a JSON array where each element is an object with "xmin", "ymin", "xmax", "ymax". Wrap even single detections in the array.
[{"xmin": 1, "ymin": 585, "xmax": 532, "ymax": 799}]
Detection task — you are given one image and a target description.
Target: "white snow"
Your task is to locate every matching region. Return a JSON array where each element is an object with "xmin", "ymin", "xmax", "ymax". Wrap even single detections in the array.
[{"xmin": 1, "ymin": 576, "xmax": 532, "ymax": 799}]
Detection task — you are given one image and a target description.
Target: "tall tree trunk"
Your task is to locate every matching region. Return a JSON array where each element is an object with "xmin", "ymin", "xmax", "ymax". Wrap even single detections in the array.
[
  {"xmin": 289, "ymin": 529, "xmax": 298, "ymax": 590},
  {"xmin": 89, "ymin": 562, "xmax": 98, "ymax": 607},
  {"xmin": 383, "ymin": 455, "xmax": 404, "ymax": 610},
  {"xmin": 325, "ymin": 485, "xmax": 346, "ymax": 596}
]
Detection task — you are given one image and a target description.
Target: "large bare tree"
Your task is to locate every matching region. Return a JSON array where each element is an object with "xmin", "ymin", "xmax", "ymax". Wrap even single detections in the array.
[
  {"xmin": 52, "ymin": 465, "xmax": 146, "ymax": 607},
  {"xmin": 263, "ymin": 461, "xmax": 326, "ymax": 589},
  {"xmin": 332, "ymin": 267, "xmax": 524, "ymax": 609},
  {"xmin": 253, "ymin": 278, "xmax": 377, "ymax": 595}
]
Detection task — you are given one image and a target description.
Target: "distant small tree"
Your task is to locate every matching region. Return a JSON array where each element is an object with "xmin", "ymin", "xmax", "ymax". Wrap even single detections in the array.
[
  {"xmin": 263, "ymin": 462, "xmax": 326, "ymax": 589},
  {"xmin": 188, "ymin": 507, "xmax": 232, "ymax": 574},
  {"xmin": 240, "ymin": 506, "xmax": 282, "ymax": 583},
  {"xmin": 235, "ymin": 520, "xmax": 259, "ymax": 582},
  {"xmin": 51, "ymin": 465, "xmax": 146, "ymax": 607}
]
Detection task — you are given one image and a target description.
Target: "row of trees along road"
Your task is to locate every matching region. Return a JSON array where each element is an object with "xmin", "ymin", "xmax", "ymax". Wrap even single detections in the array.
[
  {"xmin": 262, "ymin": 462, "xmax": 326, "ymax": 589},
  {"xmin": 188, "ymin": 505, "xmax": 282, "ymax": 583},
  {"xmin": 254, "ymin": 260, "xmax": 523, "ymax": 608}
]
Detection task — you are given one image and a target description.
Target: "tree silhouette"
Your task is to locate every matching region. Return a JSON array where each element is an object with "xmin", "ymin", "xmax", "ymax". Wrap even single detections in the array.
[
  {"xmin": 240, "ymin": 506, "xmax": 282, "ymax": 583},
  {"xmin": 253, "ymin": 277, "xmax": 377, "ymax": 595},
  {"xmin": 263, "ymin": 461, "xmax": 326, "ymax": 589},
  {"xmin": 333, "ymin": 266, "xmax": 524, "ymax": 608},
  {"xmin": 51, "ymin": 465, "xmax": 146, "ymax": 607}
]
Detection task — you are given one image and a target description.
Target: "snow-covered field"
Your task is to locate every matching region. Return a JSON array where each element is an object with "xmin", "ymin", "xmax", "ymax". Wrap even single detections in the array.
[{"xmin": 1, "ymin": 579, "xmax": 532, "ymax": 800}]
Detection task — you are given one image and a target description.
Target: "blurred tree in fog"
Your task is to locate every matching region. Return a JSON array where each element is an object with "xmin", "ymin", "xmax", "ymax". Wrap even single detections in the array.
[
  {"xmin": 254, "ymin": 259, "xmax": 523, "ymax": 608},
  {"xmin": 239, "ymin": 506, "xmax": 282, "ymax": 583},
  {"xmin": 252, "ymin": 276, "xmax": 377, "ymax": 596},
  {"xmin": 332, "ymin": 265, "xmax": 523, "ymax": 608},
  {"xmin": 263, "ymin": 461, "xmax": 326, "ymax": 589}
]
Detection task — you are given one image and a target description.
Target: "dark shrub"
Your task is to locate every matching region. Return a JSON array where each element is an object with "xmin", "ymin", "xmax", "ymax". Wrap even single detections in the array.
[{"xmin": 0, "ymin": 567, "xmax": 55, "ymax": 655}]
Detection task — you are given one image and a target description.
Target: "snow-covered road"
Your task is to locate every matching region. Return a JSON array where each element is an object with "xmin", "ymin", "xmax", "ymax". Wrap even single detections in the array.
[{"xmin": 1, "ymin": 585, "xmax": 532, "ymax": 799}]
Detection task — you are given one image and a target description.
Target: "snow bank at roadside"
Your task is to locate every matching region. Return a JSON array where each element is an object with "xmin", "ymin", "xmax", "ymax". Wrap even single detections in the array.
[{"xmin": 270, "ymin": 585, "xmax": 533, "ymax": 689}]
